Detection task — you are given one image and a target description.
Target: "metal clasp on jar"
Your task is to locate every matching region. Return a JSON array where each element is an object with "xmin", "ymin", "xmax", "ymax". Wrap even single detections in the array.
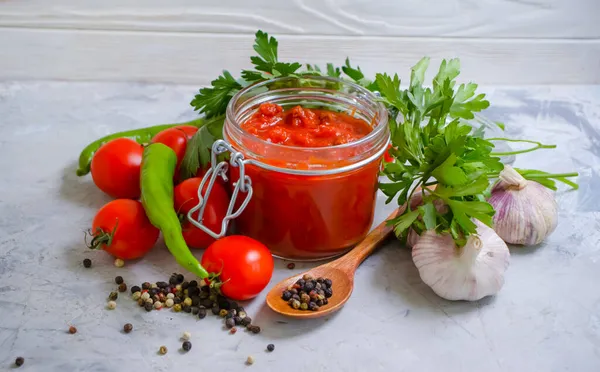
[{"xmin": 186, "ymin": 140, "xmax": 253, "ymax": 239}]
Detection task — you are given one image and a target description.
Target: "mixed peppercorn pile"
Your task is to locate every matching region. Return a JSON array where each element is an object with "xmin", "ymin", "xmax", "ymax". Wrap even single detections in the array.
[{"xmin": 281, "ymin": 274, "xmax": 333, "ymax": 311}]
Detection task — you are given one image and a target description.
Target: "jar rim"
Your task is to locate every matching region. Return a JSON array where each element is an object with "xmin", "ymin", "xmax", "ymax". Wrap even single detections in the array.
[{"xmin": 225, "ymin": 75, "xmax": 389, "ymax": 152}]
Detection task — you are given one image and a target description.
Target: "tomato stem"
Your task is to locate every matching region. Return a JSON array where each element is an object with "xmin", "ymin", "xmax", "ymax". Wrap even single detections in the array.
[{"xmin": 85, "ymin": 221, "xmax": 119, "ymax": 250}]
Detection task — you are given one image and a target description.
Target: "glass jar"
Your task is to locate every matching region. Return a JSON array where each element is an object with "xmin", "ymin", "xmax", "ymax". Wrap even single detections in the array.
[{"xmin": 199, "ymin": 76, "xmax": 389, "ymax": 260}]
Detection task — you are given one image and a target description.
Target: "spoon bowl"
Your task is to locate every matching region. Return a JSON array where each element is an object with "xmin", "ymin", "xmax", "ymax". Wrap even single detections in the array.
[{"xmin": 265, "ymin": 209, "xmax": 400, "ymax": 319}]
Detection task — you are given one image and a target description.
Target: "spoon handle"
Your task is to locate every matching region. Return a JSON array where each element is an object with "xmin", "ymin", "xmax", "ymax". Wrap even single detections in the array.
[{"xmin": 331, "ymin": 209, "xmax": 401, "ymax": 270}]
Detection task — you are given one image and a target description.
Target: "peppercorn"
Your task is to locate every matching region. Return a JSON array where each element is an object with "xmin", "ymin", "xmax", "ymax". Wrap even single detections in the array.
[
  {"xmin": 175, "ymin": 284, "xmax": 182, "ymax": 292},
  {"xmin": 166, "ymin": 292, "xmax": 174, "ymax": 300},
  {"xmin": 137, "ymin": 298, "xmax": 145, "ymax": 307},
  {"xmin": 241, "ymin": 317, "xmax": 252, "ymax": 326},
  {"xmin": 267, "ymin": 344, "xmax": 275, "ymax": 352},
  {"xmin": 211, "ymin": 305, "xmax": 220, "ymax": 315},
  {"xmin": 174, "ymin": 297, "xmax": 182, "ymax": 305},
  {"xmin": 300, "ymin": 302, "xmax": 308, "ymax": 310},
  {"xmin": 324, "ymin": 278, "xmax": 332, "ymax": 288},
  {"xmin": 164, "ymin": 298, "xmax": 174, "ymax": 308},
  {"xmin": 300, "ymin": 293, "xmax": 310, "ymax": 303},
  {"xmin": 173, "ymin": 304, "xmax": 182, "ymax": 312},
  {"xmin": 146, "ymin": 298, "xmax": 154, "ymax": 306},
  {"xmin": 304, "ymin": 281, "xmax": 315, "ymax": 291},
  {"xmin": 201, "ymin": 299, "xmax": 214, "ymax": 308},
  {"xmin": 182, "ymin": 341, "xmax": 192, "ymax": 352},
  {"xmin": 83, "ymin": 258, "xmax": 92, "ymax": 268},
  {"xmin": 114, "ymin": 258, "xmax": 125, "ymax": 268},
  {"xmin": 218, "ymin": 298, "xmax": 231, "ymax": 310},
  {"xmin": 181, "ymin": 281, "xmax": 189, "ymax": 290},
  {"xmin": 118, "ymin": 283, "xmax": 127, "ymax": 293},
  {"xmin": 108, "ymin": 291, "xmax": 118, "ymax": 301},
  {"xmin": 219, "ymin": 309, "xmax": 228, "ymax": 318},
  {"xmin": 287, "ymin": 262, "xmax": 295, "ymax": 269},
  {"xmin": 68, "ymin": 325, "xmax": 77, "ymax": 334},
  {"xmin": 316, "ymin": 299, "xmax": 323, "ymax": 307},
  {"xmin": 289, "ymin": 288, "xmax": 298, "ymax": 295},
  {"xmin": 131, "ymin": 292, "xmax": 141, "ymax": 301},
  {"xmin": 199, "ymin": 291, "xmax": 209, "ymax": 300},
  {"xmin": 309, "ymin": 302, "xmax": 319, "ymax": 311},
  {"xmin": 152, "ymin": 295, "xmax": 160, "ymax": 303},
  {"xmin": 303, "ymin": 274, "xmax": 312, "ymax": 281},
  {"xmin": 183, "ymin": 297, "xmax": 193, "ymax": 307},
  {"xmin": 149, "ymin": 288, "xmax": 159, "ymax": 297},
  {"xmin": 107, "ymin": 301, "xmax": 117, "ymax": 310},
  {"xmin": 292, "ymin": 294, "xmax": 300, "ymax": 302},
  {"xmin": 315, "ymin": 282, "xmax": 322, "ymax": 290},
  {"xmin": 191, "ymin": 306, "xmax": 199, "ymax": 315},
  {"xmin": 151, "ymin": 283, "xmax": 158, "ymax": 289},
  {"xmin": 249, "ymin": 325, "xmax": 261, "ymax": 334},
  {"xmin": 198, "ymin": 308, "xmax": 207, "ymax": 319},
  {"xmin": 238, "ymin": 311, "xmax": 247, "ymax": 319},
  {"xmin": 144, "ymin": 302, "xmax": 153, "ymax": 312},
  {"xmin": 281, "ymin": 290, "xmax": 292, "ymax": 301},
  {"xmin": 141, "ymin": 292, "xmax": 150, "ymax": 301},
  {"xmin": 182, "ymin": 331, "xmax": 191, "ymax": 341},
  {"xmin": 233, "ymin": 316, "xmax": 242, "ymax": 325},
  {"xmin": 229, "ymin": 309, "xmax": 237, "ymax": 317},
  {"xmin": 296, "ymin": 279, "xmax": 306, "ymax": 287},
  {"xmin": 182, "ymin": 305, "xmax": 191, "ymax": 313},
  {"xmin": 230, "ymin": 327, "xmax": 237, "ymax": 334},
  {"xmin": 246, "ymin": 356, "xmax": 255, "ymax": 365},
  {"xmin": 154, "ymin": 301, "xmax": 163, "ymax": 310},
  {"xmin": 225, "ymin": 318, "xmax": 235, "ymax": 329},
  {"xmin": 169, "ymin": 274, "xmax": 179, "ymax": 285},
  {"xmin": 191, "ymin": 296, "xmax": 200, "ymax": 307},
  {"xmin": 291, "ymin": 299, "xmax": 301, "ymax": 309},
  {"xmin": 316, "ymin": 277, "xmax": 324, "ymax": 283},
  {"xmin": 324, "ymin": 288, "xmax": 333, "ymax": 298},
  {"xmin": 158, "ymin": 293, "xmax": 166, "ymax": 302},
  {"xmin": 15, "ymin": 357, "xmax": 24, "ymax": 367},
  {"xmin": 189, "ymin": 280, "xmax": 198, "ymax": 287},
  {"xmin": 142, "ymin": 282, "xmax": 151, "ymax": 290},
  {"xmin": 159, "ymin": 346, "xmax": 168, "ymax": 355},
  {"xmin": 123, "ymin": 323, "xmax": 133, "ymax": 333},
  {"xmin": 115, "ymin": 276, "xmax": 124, "ymax": 285},
  {"xmin": 156, "ymin": 281, "xmax": 168, "ymax": 288}
]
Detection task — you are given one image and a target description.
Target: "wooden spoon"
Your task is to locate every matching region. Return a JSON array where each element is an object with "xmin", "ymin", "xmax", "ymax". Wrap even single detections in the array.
[{"xmin": 265, "ymin": 209, "xmax": 401, "ymax": 319}]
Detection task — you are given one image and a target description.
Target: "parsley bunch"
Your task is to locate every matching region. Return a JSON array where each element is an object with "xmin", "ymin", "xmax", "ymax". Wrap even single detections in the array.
[{"xmin": 376, "ymin": 58, "xmax": 577, "ymax": 245}]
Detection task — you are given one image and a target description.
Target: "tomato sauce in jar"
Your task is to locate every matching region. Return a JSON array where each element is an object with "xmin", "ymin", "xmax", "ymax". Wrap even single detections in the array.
[{"xmin": 223, "ymin": 76, "xmax": 389, "ymax": 260}]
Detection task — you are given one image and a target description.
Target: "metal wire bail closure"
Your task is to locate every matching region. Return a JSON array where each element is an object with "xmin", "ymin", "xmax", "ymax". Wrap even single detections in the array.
[{"xmin": 186, "ymin": 139, "xmax": 253, "ymax": 240}]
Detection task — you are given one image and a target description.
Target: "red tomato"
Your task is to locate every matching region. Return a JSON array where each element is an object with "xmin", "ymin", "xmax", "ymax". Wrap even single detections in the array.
[
  {"xmin": 201, "ymin": 235, "xmax": 274, "ymax": 300},
  {"xmin": 91, "ymin": 138, "xmax": 143, "ymax": 199},
  {"xmin": 90, "ymin": 199, "xmax": 159, "ymax": 260},
  {"xmin": 174, "ymin": 177, "xmax": 229, "ymax": 249},
  {"xmin": 151, "ymin": 125, "xmax": 198, "ymax": 168}
]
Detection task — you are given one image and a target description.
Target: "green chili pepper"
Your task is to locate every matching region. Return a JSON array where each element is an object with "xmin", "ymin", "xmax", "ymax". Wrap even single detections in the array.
[
  {"xmin": 140, "ymin": 142, "xmax": 209, "ymax": 279},
  {"xmin": 75, "ymin": 117, "xmax": 206, "ymax": 177}
]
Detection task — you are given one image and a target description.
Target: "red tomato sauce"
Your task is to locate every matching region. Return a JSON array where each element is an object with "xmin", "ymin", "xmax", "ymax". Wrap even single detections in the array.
[
  {"xmin": 241, "ymin": 103, "xmax": 373, "ymax": 147},
  {"xmin": 228, "ymin": 103, "xmax": 382, "ymax": 260}
]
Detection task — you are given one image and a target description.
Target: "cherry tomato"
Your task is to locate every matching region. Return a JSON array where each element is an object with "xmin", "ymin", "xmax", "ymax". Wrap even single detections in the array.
[
  {"xmin": 90, "ymin": 199, "xmax": 159, "ymax": 260},
  {"xmin": 91, "ymin": 138, "xmax": 143, "ymax": 199},
  {"xmin": 151, "ymin": 125, "xmax": 198, "ymax": 168},
  {"xmin": 174, "ymin": 177, "xmax": 229, "ymax": 249},
  {"xmin": 201, "ymin": 235, "xmax": 274, "ymax": 300}
]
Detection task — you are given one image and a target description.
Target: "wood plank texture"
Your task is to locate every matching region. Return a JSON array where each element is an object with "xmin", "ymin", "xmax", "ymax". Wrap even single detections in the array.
[{"xmin": 0, "ymin": 0, "xmax": 598, "ymax": 84}]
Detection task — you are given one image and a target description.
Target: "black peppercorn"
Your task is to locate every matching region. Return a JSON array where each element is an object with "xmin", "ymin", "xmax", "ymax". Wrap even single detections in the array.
[
  {"xmin": 292, "ymin": 294, "xmax": 300, "ymax": 301},
  {"xmin": 324, "ymin": 288, "xmax": 333, "ymax": 298},
  {"xmin": 225, "ymin": 318, "xmax": 235, "ymax": 329},
  {"xmin": 108, "ymin": 291, "xmax": 118, "ymax": 301},
  {"xmin": 169, "ymin": 274, "xmax": 179, "ymax": 285},
  {"xmin": 201, "ymin": 285, "xmax": 210, "ymax": 293},
  {"xmin": 190, "ymin": 296, "xmax": 200, "ymax": 306},
  {"xmin": 233, "ymin": 316, "xmax": 242, "ymax": 325},
  {"xmin": 15, "ymin": 357, "xmax": 24, "ymax": 367},
  {"xmin": 289, "ymin": 288, "xmax": 298, "ymax": 295},
  {"xmin": 218, "ymin": 298, "xmax": 231, "ymax": 310},
  {"xmin": 130, "ymin": 285, "xmax": 141, "ymax": 294},
  {"xmin": 181, "ymin": 281, "xmax": 189, "ymax": 290},
  {"xmin": 322, "ymin": 298, "xmax": 329, "ymax": 305},
  {"xmin": 211, "ymin": 305, "xmax": 220, "ymax": 315},
  {"xmin": 188, "ymin": 287, "xmax": 200, "ymax": 297},
  {"xmin": 282, "ymin": 290, "xmax": 292, "ymax": 301},
  {"xmin": 250, "ymin": 325, "xmax": 261, "ymax": 334},
  {"xmin": 304, "ymin": 280, "xmax": 315, "ymax": 291},
  {"xmin": 267, "ymin": 344, "xmax": 275, "ymax": 352},
  {"xmin": 199, "ymin": 308, "xmax": 207, "ymax": 319},
  {"xmin": 316, "ymin": 299, "xmax": 323, "ymax": 306},
  {"xmin": 176, "ymin": 274, "xmax": 184, "ymax": 283},
  {"xmin": 144, "ymin": 302, "xmax": 153, "ymax": 312},
  {"xmin": 83, "ymin": 258, "xmax": 92, "ymax": 268},
  {"xmin": 182, "ymin": 341, "xmax": 192, "ymax": 351},
  {"xmin": 118, "ymin": 283, "xmax": 127, "ymax": 293},
  {"xmin": 189, "ymin": 280, "xmax": 198, "ymax": 287},
  {"xmin": 316, "ymin": 277, "xmax": 324, "ymax": 283},
  {"xmin": 199, "ymin": 291, "xmax": 209, "ymax": 300},
  {"xmin": 114, "ymin": 276, "xmax": 124, "ymax": 285},
  {"xmin": 123, "ymin": 323, "xmax": 133, "ymax": 333},
  {"xmin": 149, "ymin": 288, "xmax": 159, "ymax": 296},
  {"xmin": 182, "ymin": 305, "xmax": 192, "ymax": 313},
  {"xmin": 236, "ymin": 306, "xmax": 245, "ymax": 313},
  {"xmin": 296, "ymin": 279, "xmax": 306, "ymax": 287},
  {"xmin": 309, "ymin": 302, "xmax": 319, "ymax": 311},
  {"xmin": 201, "ymin": 299, "xmax": 214, "ymax": 308},
  {"xmin": 324, "ymin": 278, "xmax": 332, "ymax": 288},
  {"xmin": 241, "ymin": 317, "xmax": 252, "ymax": 326},
  {"xmin": 142, "ymin": 282, "xmax": 151, "ymax": 290}
]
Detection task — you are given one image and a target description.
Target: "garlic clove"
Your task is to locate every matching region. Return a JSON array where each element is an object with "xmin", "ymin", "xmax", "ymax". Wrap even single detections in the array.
[
  {"xmin": 489, "ymin": 165, "xmax": 558, "ymax": 246},
  {"xmin": 412, "ymin": 220, "xmax": 510, "ymax": 301}
]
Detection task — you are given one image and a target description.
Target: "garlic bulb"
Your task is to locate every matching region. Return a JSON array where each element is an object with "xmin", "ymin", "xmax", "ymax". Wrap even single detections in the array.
[
  {"xmin": 412, "ymin": 221, "xmax": 510, "ymax": 301},
  {"xmin": 488, "ymin": 165, "xmax": 558, "ymax": 246}
]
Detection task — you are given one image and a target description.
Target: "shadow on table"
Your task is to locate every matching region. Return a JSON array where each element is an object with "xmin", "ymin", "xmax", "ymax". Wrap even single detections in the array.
[{"xmin": 59, "ymin": 160, "xmax": 111, "ymax": 210}]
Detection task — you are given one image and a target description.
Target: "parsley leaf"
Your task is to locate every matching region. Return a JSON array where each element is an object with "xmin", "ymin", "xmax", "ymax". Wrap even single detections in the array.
[
  {"xmin": 190, "ymin": 71, "xmax": 241, "ymax": 118},
  {"xmin": 179, "ymin": 115, "xmax": 225, "ymax": 181}
]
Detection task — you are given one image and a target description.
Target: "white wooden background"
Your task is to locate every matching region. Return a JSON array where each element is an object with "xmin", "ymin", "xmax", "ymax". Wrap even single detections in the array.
[{"xmin": 0, "ymin": 0, "xmax": 599, "ymax": 85}]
